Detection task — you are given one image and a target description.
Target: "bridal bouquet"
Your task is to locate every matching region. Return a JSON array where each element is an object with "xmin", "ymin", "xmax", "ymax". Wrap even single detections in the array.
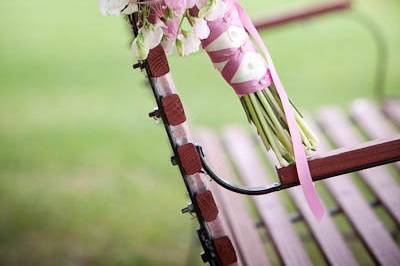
[{"xmin": 101, "ymin": 0, "xmax": 324, "ymax": 218}]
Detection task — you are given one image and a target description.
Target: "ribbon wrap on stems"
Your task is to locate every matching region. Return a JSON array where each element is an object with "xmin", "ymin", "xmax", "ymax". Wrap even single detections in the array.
[{"xmin": 201, "ymin": 0, "xmax": 325, "ymax": 220}]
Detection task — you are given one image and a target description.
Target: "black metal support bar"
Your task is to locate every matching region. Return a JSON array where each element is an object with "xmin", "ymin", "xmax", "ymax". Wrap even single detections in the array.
[{"xmin": 197, "ymin": 145, "xmax": 283, "ymax": 195}]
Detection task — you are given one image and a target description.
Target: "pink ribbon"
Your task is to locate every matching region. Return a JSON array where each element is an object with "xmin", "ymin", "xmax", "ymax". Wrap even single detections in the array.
[
  {"xmin": 203, "ymin": 0, "xmax": 325, "ymax": 219},
  {"xmin": 207, "ymin": 41, "xmax": 273, "ymax": 95}
]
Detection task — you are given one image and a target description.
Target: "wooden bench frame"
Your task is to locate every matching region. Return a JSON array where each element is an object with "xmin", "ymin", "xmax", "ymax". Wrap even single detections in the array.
[
  {"xmin": 254, "ymin": 0, "xmax": 352, "ymax": 30},
  {"xmin": 127, "ymin": 2, "xmax": 400, "ymax": 264}
]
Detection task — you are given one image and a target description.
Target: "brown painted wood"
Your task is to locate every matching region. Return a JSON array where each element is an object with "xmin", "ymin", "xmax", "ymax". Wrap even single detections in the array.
[
  {"xmin": 289, "ymin": 188, "xmax": 359, "ymax": 266},
  {"xmin": 177, "ymin": 143, "xmax": 202, "ymax": 175},
  {"xmin": 197, "ymin": 129, "xmax": 270, "ymax": 266},
  {"xmin": 383, "ymin": 98, "xmax": 400, "ymax": 126},
  {"xmin": 224, "ymin": 127, "xmax": 312, "ymax": 266},
  {"xmin": 254, "ymin": 0, "xmax": 351, "ymax": 30},
  {"xmin": 260, "ymin": 139, "xmax": 358, "ymax": 266},
  {"xmin": 321, "ymin": 108, "xmax": 400, "ymax": 223},
  {"xmin": 314, "ymin": 111, "xmax": 400, "ymax": 265},
  {"xmin": 322, "ymin": 107, "xmax": 400, "ymax": 224},
  {"xmin": 196, "ymin": 190, "xmax": 219, "ymax": 222},
  {"xmin": 351, "ymin": 99, "xmax": 400, "ymax": 171},
  {"xmin": 147, "ymin": 45, "xmax": 170, "ymax": 77},
  {"xmin": 351, "ymin": 99, "xmax": 398, "ymax": 139},
  {"xmin": 150, "ymin": 47, "xmax": 238, "ymax": 266},
  {"xmin": 161, "ymin": 94, "xmax": 186, "ymax": 126},
  {"xmin": 278, "ymin": 136, "xmax": 400, "ymax": 187},
  {"xmin": 213, "ymin": 236, "xmax": 238, "ymax": 266}
]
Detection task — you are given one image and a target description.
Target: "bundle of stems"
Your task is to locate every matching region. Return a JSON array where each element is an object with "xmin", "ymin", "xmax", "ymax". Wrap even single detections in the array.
[{"xmin": 240, "ymin": 86, "xmax": 318, "ymax": 166}]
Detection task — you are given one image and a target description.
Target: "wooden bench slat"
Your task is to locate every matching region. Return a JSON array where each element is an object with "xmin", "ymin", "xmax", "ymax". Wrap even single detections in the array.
[
  {"xmin": 262, "ymin": 145, "xmax": 358, "ymax": 266},
  {"xmin": 351, "ymin": 99, "xmax": 400, "ymax": 170},
  {"xmin": 383, "ymin": 99, "xmax": 400, "ymax": 126},
  {"xmin": 277, "ymin": 137, "xmax": 400, "ymax": 187},
  {"xmin": 289, "ymin": 188, "xmax": 359, "ymax": 266},
  {"xmin": 321, "ymin": 107, "xmax": 400, "ymax": 224},
  {"xmin": 351, "ymin": 99, "xmax": 398, "ymax": 138},
  {"xmin": 197, "ymin": 129, "xmax": 270, "ymax": 266},
  {"xmin": 317, "ymin": 109, "xmax": 400, "ymax": 265},
  {"xmin": 254, "ymin": 0, "xmax": 351, "ymax": 30},
  {"xmin": 223, "ymin": 127, "xmax": 312, "ymax": 266}
]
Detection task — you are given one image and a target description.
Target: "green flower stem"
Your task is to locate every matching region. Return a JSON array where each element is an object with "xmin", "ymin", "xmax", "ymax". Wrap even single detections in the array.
[
  {"xmin": 248, "ymin": 94, "xmax": 287, "ymax": 165},
  {"xmin": 242, "ymin": 95, "xmax": 271, "ymax": 151},
  {"xmin": 262, "ymin": 89, "xmax": 285, "ymax": 122},
  {"xmin": 239, "ymin": 97, "xmax": 252, "ymax": 123},
  {"xmin": 240, "ymin": 87, "xmax": 318, "ymax": 165},
  {"xmin": 256, "ymin": 91, "xmax": 293, "ymax": 154},
  {"xmin": 294, "ymin": 110, "xmax": 318, "ymax": 149},
  {"xmin": 254, "ymin": 97, "xmax": 277, "ymax": 134},
  {"xmin": 267, "ymin": 86, "xmax": 318, "ymax": 150}
]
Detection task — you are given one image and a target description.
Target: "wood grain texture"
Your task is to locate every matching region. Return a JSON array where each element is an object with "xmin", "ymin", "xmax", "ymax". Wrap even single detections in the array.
[
  {"xmin": 260, "ymin": 134, "xmax": 357, "ymax": 266},
  {"xmin": 254, "ymin": 0, "xmax": 351, "ymax": 30},
  {"xmin": 147, "ymin": 45, "xmax": 170, "ymax": 77},
  {"xmin": 351, "ymin": 99, "xmax": 400, "ymax": 170},
  {"xmin": 151, "ymin": 51, "xmax": 238, "ymax": 265},
  {"xmin": 383, "ymin": 98, "xmax": 400, "ymax": 125},
  {"xmin": 213, "ymin": 236, "xmax": 238, "ymax": 266},
  {"xmin": 314, "ymin": 110, "xmax": 400, "ymax": 266},
  {"xmin": 322, "ymin": 106, "xmax": 400, "ymax": 224},
  {"xmin": 177, "ymin": 143, "xmax": 202, "ymax": 175},
  {"xmin": 278, "ymin": 136, "xmax": 400, "ymax": 187},
  {"xmin": 224, "ymin": 127, "xmax": 312, "ymax": 266},
  {"xmin": 161, "ymin": 94, "xmax": 186, "ymax": 126},
  {"xmin": 196, "ymin": 190, "xmax": 219, "ymax": 222},
  {"xmin": 197, "ymin": 129, "xmax": 270, "ymax": 266},
  {"xmin": 289, "ymin": 188, "xmax": 359, "ymax": 266}
]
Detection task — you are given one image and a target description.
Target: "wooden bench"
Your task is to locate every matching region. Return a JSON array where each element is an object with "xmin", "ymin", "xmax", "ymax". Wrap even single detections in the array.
[
  {"xmin": 134, "ymin": 31, "xmax": 400, "ymax": 266},
  {"xmin": 127, "ymin": 6, "xmax": 399, "ymax": 264},
  {"xmin": 194, "ymin": 98, "xmax": 400, "ymax": 266}
]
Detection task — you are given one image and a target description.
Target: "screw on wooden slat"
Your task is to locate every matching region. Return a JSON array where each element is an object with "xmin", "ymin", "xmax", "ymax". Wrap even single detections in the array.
[
  {"xmin": 170, "ymin": 156, "xmax": 178, "ymax": 166},
  {"xmin": 181, "ymin": 203, "xmax": 194, "ymax": 214},
  {"xmin": 148, "ymin": 108, "xmax": 161, "ymax": 120},
  {"xmin": 132, "ymin": 61, "xmax": 146, "ymax": 70},
  {"xmin": 201, "ymin": 252, "xmax": 209, "ymax": 263}
]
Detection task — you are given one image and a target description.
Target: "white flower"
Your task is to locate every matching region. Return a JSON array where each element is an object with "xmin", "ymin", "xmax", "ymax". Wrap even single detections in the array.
[
  {"xmin": 132, "ymin": 23, "xmax": 164, "ymax": 60},
  {"xmin": 205, "ymin": 0, "xmax": 228, "ymax": 21},
  {"xmin": 162, "ymin": 38, "xmax": 176, "ymax": 55},
  {"xmin": 195, "ymin": 0, "xmax": 209, "ymax": 9},
  {"xmin": 143, "ymin": 24, "xmax": 164, "ymax": 49},
  {"xmin": 182, "ymin": 32, "xmax": 202, "ymax": 56},
  {"xmin": 193, "ymin": 18, "xmax": 210, "ymax": 40},
  {"xmin": 99, "ymin": 0, "xmax": 137, "ymax": 16},
  {"xmin": 122, "ymin": 3, "xmax": 138, "ymax": 15},
  {"xmin": 131, "ymin": 36, "xmax": 147, "ymax": 60}
]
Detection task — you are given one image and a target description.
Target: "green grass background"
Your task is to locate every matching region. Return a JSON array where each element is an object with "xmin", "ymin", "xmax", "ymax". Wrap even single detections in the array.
[{"xmin": 0, "ymin": 0, "xmax": 399, "ymax": 265}]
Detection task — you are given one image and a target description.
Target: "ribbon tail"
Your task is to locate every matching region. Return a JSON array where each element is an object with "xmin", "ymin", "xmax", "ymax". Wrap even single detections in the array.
[{"xmin": 234, "ymin": 1, "xmax": 325, "ymax": 220}]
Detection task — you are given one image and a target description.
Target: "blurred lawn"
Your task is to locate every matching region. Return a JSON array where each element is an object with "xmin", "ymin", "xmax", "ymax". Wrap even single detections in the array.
[{"xmin": 0, "ymin": 0, "xmax": 399, "ymax": 265}]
